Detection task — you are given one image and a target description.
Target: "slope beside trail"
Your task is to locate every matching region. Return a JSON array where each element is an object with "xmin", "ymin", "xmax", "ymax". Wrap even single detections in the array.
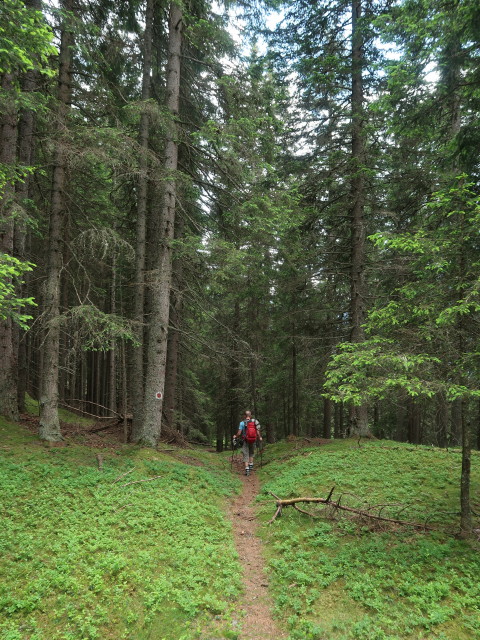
[{"xmin": 228, "ymin": 456, "xmax": 288, "ymax": 640}]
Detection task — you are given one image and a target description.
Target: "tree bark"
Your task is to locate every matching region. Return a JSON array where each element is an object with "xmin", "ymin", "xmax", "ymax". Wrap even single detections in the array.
[
  {"xmin": 163, "ymin": 213, "xmax": 184, "ymax": 433},
  {"xmin": 459, "ymin": 399, "xmax": 472, "ymax": 537},
  {"xmin": 136, "ymin": 1, "xmax": 182, "ymax": 446},
  {"xmin": 323, "ymin": 397, "xmax": 332, "ymax": 439},
  {"xmin": 436, "ymin": 392, "xmax": 449, "ymax": 448},
  {"xmin": 38, "ymin": 0, "xmax": 74, "ymax": 440},
  {"xmin": 0, "ymin": 72, "xmax": 19, "ymax": 421},
  {"xmin": 15, "ymin": 0, "xmax": 41, "ymax": 413},
  {"xmin": 225, "ymin": 300, "xmax": 241, "ymax": 450},
  {"xmin": 348, "ymin": 0, "xmax": 369, "ymax": 436},
  {"xmin": 291, "ymin": 321, "xmax": 299, "ymax": 436},
  {"xmin": 131, "ymin": 0, "xmax": 155, "ymax": 440}
]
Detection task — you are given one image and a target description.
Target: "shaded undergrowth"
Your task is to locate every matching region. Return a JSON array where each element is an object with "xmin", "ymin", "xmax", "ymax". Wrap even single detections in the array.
[
  {"xmin": 0, "ymin": 420, "xmax": 241, "ymax": 640},
  {"xmin": 257, "ymin": 439, "xmax": 480, "ymax": 640}
]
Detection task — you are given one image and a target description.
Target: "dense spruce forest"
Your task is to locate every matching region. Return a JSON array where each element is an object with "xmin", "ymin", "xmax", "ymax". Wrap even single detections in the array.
[{"xmin": 1, "ymin": 0, "xmax": 479, "ymax": 533}]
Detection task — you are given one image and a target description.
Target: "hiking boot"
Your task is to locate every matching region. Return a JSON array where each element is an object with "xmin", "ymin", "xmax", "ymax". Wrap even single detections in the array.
[
  {"xmin": 249, "ymin": 463, "xmax": 254, "ymax": 470},
  {"xmin": 245, "ymin": 468, "xmax": 250, "ymax": 476}
]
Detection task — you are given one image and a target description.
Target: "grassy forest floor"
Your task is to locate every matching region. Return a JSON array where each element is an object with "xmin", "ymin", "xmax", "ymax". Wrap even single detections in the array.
[{"xmin": 0, "ymin": 406, "xmax": 479, "ymax": 640}]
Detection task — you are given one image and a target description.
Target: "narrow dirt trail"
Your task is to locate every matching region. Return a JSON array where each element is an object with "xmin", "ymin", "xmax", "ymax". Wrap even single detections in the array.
[{"xmin": 228, "ymin": 456, "xmax": 288, "ymax": 640}]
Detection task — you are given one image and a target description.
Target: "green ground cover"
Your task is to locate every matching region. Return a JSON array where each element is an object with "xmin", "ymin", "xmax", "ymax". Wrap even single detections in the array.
[
  {"xmin": 0, "ymin": 420, "xmax": 242, "ymax": 640},
  {"xmin": 257, "ymin": 440, "xmax": 480, "ymax": 640}
]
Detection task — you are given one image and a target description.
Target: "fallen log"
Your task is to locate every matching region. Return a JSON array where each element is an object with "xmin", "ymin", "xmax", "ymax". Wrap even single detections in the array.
[{"xmin": 268, "ymin": 489, "xmax": 437, "ymax": 531}]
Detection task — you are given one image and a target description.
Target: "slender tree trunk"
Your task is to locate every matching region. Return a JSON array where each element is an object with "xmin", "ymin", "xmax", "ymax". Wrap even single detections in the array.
[
  {"xmin": 477, "ymin": 399, "xmax": 480, "ymax": 451},
  {"xmin": 38, "ymin": 0, "xmax": 74, "ymax": 440},
  {"xmin": 436, "ymin": 393, "xmax": 449, "ymax": 447},
  {"xmin": 323, "ymin": 397, "xmax": 332, "ymax": 439},
  {"xmin": 109, "ymin": 249, "xmax": 117, "ymax": 414},
  {"xmin": 225, "ymin": 301, "xmax": 241, "ymax": 450},
  {"xmin": 459, "ymin": 399, "xmax": 472, "ymax": 537},
  {"xmin": 131, "ymin": 0, "xmax": 155, "ymax": 440},
  {"xmin": 137, "ymin": 1, "xmax": 182, "ymax": 446},
  {"xmin": 291, "ymin": 321, "xmax": 299, "ymax": 436},
  {"xmin": 15, "ymin": 0, "xmax": 40, "ymax": 413},
  {"xmin": 0, "ymin": 73, "xmax": 19, "ymax": 420},
  {"xmin": 407, "ymin": 398, "xmax": 421, "ymax": 444},
  {"xmin": 348, "ymin": 0, "xmax": 369, "ymax": 437}
]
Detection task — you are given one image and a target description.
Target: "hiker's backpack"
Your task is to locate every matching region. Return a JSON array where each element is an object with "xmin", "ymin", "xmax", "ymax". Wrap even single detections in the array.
[{"xmin": 244, "ymin": 418, "xmax": 258, "ymax": 443}]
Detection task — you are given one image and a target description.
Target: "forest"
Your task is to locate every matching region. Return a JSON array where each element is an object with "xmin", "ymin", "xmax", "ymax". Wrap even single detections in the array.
[{"xmin": 1, "ymin": 0, "xmax": 480, "ymax": 520}]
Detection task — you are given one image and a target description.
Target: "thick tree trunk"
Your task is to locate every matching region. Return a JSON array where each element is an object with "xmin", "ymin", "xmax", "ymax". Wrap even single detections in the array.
[
  {"xmin": 137, "ymin": 1, "xmax": 182, "ymax": 446},
  {"xmin": 38, "ymin": 0, "xmax": 74, "ymax": 440},
  {"xmin": 349, "ymin": 0, "xmax": 369, "ymax": 437},
  {"xmin": 163, "ymin": 285, "xmax": 181, "ymax": 431},
  {"xmin": 131, "ymin": 0, "xmax": 155, "ymax": 440},
  {"xmin": 163, "ymin": 213, "xmax": 184, "ymax": 433},
  {"xmin": 0, "ymin": 73, "xmax": 19, "ymax": 420}
]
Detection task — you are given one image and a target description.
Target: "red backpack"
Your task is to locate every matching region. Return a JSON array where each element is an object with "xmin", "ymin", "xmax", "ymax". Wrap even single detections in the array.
[{"xmin": 244, "ymin": 418, "xmax": 258, "ymax": 443}]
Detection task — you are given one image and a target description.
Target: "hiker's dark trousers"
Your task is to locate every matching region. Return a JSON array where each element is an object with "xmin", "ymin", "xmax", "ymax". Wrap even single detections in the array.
[{"xmin": 242, "ymin": 441, "xmax": 255, "ymax": 462}]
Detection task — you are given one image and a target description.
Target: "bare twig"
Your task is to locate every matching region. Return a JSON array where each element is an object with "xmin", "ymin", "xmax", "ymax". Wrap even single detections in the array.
[
  {"xmin": 114, "ymin": 504, "xmax": 134, "ymax": 513},
  {"xmin": 112, "ymin": 468, "xmax": 135, "ymax": 484},
  {"xmin": 120, "ymin": 475, "xmax": 163, "ymax": 487}
]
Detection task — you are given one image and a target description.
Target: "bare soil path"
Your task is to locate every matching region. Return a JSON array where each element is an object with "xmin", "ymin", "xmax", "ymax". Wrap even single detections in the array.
[{"xmin": 228, "ymin": 456, "xmax": 288, "ymax": 640}]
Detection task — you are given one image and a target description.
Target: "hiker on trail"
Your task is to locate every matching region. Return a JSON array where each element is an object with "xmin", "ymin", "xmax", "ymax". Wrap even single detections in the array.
[{"xmin": 234, "ymin": 411, "xmax": 262, "ymax": 476}]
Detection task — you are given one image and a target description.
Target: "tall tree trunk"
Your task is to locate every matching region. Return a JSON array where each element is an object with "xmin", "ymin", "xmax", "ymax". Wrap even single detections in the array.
[
  {"xmin": 108, "ymin": 249, "xmax": 117, "ymax": 414},
  {"xmin": 225, "ymin": 301, "xmax": 241, "ymax": 451},
  {"xmin": 131, "ymin": 0, "xmax": 155, "ymax": 440},
  {"xmin": 436, "ymin": 393, "xmax": 449, "ymax": 448},
  {"xmin": 15, "ymin": 0, "xmax": 41, "ymax": 413},
  {"xmin": 323, "ymin": 397, "xmax": 332, "ymax": 439},
  {"xmin": 0, "ymin": 73, "xmax": 19, "ymax": 420},
  {"xmin": 348, "ymin": 0, "xmax": 369, "ymax": 436},
  {"xmin": 407, "ymin": 398, "xmax": 421, "ymax": 444},
  {"xmin": 137, "ymin": 1, "xmax": 182, "ymax": 446},
  {"xmin": 291, "ymin": 321, "xmax": 299, "ymax": 436},
  {"xmin": 334, "ymin": 402, "xmax": 343, "ymax": 438},
  {"xmin": 459, "ymin": 399, "xmax": 472, "ymax": 537},
  {"xmin": 163, "ymin": 213, "xmax": 184, "ymax": 433},
  {"xmin": 38, "ymin": 0, "xmax": 74, "ymax": 440}
]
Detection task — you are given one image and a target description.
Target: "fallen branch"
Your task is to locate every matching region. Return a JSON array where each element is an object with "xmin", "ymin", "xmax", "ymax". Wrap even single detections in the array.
[
  {"xmin": 90, "ymin": 423, "xmax": 118, "ymax": 433},
  {"xmin": 112, "ymin": 468, "xmax": 135, "ymax": 484},
  {"xmin": 120, "ymin": 475, "xmax": 163, "ymax": 487},
  {"xmin": 268, "ymin": 490, "xmax": 437, "ymax": 531}
]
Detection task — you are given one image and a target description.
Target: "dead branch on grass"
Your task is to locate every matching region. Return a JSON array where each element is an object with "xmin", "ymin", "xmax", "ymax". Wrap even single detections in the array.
[
  {"xmin": 120, "ymin": 475, "xmax": 163, "ymax": 487},
  {"xmin": 112, "ymin": 468, "xmax": 135, "ymax": 484},
  {"xmin": 268, "ymin": 489, "xmax": 438, "ymax": 531}
]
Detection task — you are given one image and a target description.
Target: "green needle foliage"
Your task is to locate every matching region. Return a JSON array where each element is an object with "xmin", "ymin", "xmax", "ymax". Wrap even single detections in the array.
[{"xmin": 257, "ymin": 439, "xmax": 480, "ymax": 640}]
